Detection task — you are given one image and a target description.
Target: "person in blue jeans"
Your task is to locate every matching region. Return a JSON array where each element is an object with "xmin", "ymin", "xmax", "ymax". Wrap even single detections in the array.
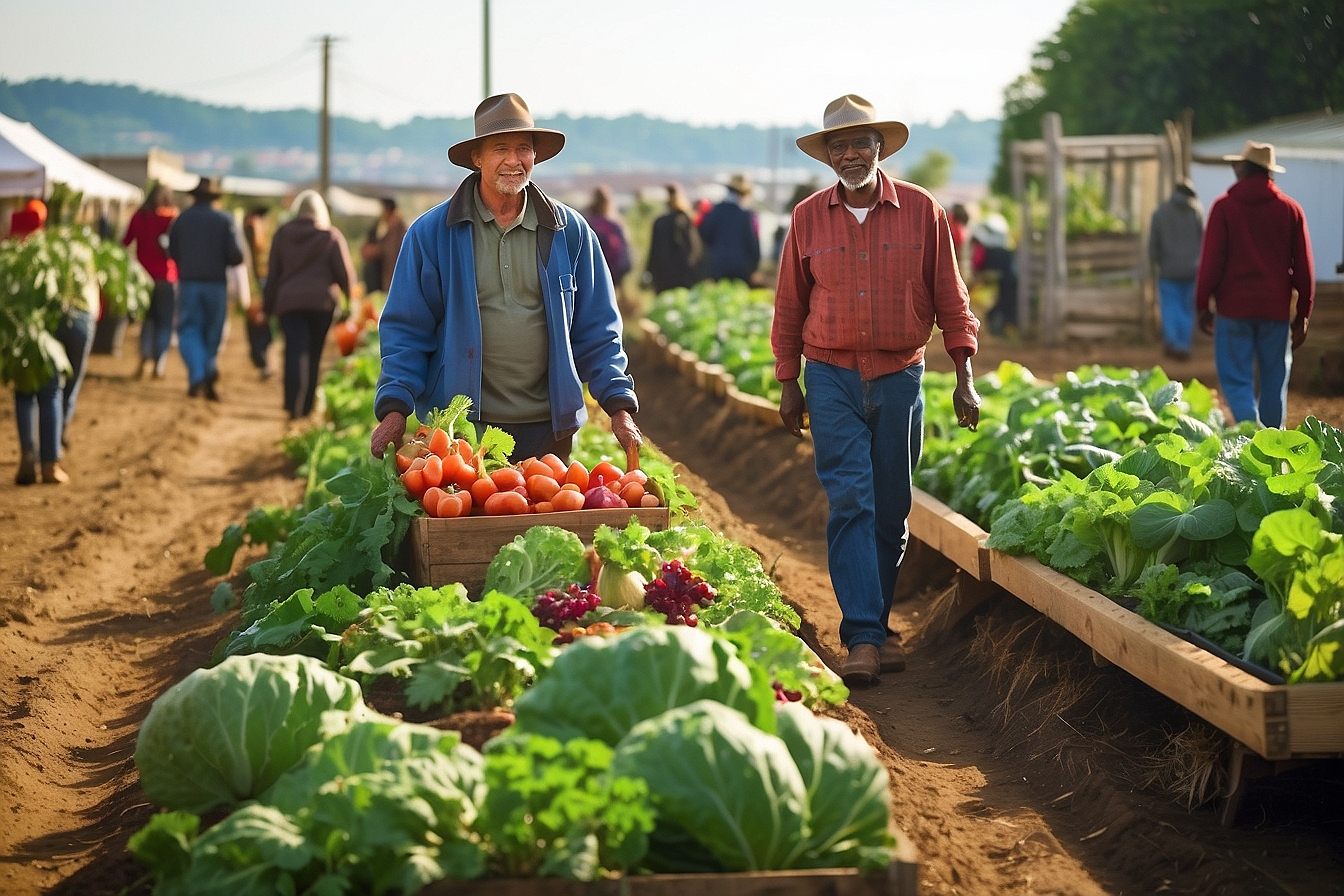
[
  {"xmin": 1149, "ymin": 179, "xmax": 1205, "ymax": 360},
  {"xmin": 168, "ymin": 176, "xmax": 243, "ymax": 400},
  {"xmin": 773, "ymin": 94, "xmax": 981, "ymax": 687},
  {"xmin": 15, "ymin": 306, "xmax": 95, "ymax": 485},
  {"xmin": 1195, "ymin": 141, "xmax": 1314, "ymax": 428}
]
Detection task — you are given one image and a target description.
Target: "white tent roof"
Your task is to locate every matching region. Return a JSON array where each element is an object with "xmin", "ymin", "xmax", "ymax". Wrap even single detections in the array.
[{"xmin": 0, "ymin": 111, "xmax": 143, "ymax": 203}]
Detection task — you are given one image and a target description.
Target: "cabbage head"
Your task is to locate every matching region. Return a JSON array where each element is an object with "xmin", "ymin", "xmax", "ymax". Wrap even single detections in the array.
[{"xmin": 135, "ymin": 653, "xmax": 364, "ymax": 812}]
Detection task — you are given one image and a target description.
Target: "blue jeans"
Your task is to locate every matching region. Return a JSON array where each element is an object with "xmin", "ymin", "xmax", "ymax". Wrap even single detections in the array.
[
  {"xmin": 1214, "ymin": 316, "xmax": 1291, "ymax": 427},
  {"xmin": 14, "ymin": 310, "xmax": 94, "ymax": 462},
  {"xmin": 139, "ymin": 279, "xmax": 177, "ymax": 366},
  {"xmin": 59, "ymin": 310, "xmax": 95, "ymax": 434},
  {"xmin": 14, "ymin": 377, "xmax": 61, "ymax": 463},
  {"xmin": 804, "ymin": 360, "xmax": 924, "ymax": 649},
  {"xmin": 177, "ymin": 280, "xmax": 228, "ymax": 389},
  {"xmin": 1158, "ymin": 278, "xmax": 1195, "ymax": 353}
]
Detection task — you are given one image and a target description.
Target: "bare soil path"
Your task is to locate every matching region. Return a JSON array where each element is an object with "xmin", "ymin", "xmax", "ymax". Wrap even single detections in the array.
[{"xmin": 0, "ymin": 323, "xmax": 1341, "ymax": 895}]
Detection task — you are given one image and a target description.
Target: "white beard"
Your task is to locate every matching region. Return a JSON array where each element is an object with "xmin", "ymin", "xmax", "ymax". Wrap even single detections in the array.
[
  {"xmin": 839, "ymin": 160, "xmax": 878, "ymax": 193},
  {"xmin": 492, "ymin": 172, "xmax": 531, "ymax": 195}
]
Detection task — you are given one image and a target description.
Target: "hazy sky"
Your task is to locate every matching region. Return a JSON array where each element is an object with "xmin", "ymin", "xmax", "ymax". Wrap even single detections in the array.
[{"xmin": 0, "ymin": 0, "xmax": 1076, "ymax": 128}]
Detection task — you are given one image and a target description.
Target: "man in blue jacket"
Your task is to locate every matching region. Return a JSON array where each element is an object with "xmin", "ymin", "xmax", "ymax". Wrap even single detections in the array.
[{"xmin": 369, "ymin": 93, "xmax": 642, "ymax": 462}]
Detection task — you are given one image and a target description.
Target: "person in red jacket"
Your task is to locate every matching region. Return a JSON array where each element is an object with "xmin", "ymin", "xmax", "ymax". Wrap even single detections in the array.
[
  {"xmin": 122, "ymin": 183, "xmax": 179, "ymax": 378},
  {"xmin": 1196, "ymin": 140, "xmax": 1314, "ymax": 428}
]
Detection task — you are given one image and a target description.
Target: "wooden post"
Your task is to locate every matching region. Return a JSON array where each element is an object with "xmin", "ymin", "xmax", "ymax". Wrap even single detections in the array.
[
  {"xmin": 1010, "ymin": 142, "xmax": 1033, "ymax": 337},
  {"xmin": 318, "ymin": 34, "xmax": 332, "ymax": 202},
  {"xmin": 1042, "ymin": 112, "xmax": 1066, "ymax": 345}
]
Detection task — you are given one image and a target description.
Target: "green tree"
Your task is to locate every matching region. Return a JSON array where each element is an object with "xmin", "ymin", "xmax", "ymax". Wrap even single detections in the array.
[
  {"xmin": 992, "ymin": 0, "xmax": 1343, "ymax": 192},
  {"xmin": 903, "ymin": 149, "xmax": 954, "ymax": 191}
]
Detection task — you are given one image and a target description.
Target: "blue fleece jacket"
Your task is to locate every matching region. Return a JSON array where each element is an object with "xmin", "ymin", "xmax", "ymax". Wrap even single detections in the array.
[{"xmin": 374, "ymin": 174, "xmax": 638, "ymax": 438}]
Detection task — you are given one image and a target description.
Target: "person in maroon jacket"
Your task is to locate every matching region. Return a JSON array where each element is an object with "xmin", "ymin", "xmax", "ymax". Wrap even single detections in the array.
[
  {"xmin": 772, "ymin": 95, "xmax": 981, "ymax": 687},
  {"xmin": 122, "ymin": 183, "xmax": 179, "ymax": 378},
  {"xmin": 1196, "ymin": 140, "xmax": 1315, "ymax": 428}
]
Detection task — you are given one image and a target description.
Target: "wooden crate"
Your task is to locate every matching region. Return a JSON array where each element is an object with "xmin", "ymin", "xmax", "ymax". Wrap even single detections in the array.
[
  {"xmin": 417, "ymin": 833, "xmax": 918, "ymax": 895},
  {"xmin": 402, "ymin": 508, "xmax": 671, "ymax": 596},
  {"xmin": 908, "ymin": 489, "xmax": 990, "ymax": 581},
  {"xmin": 988, "ymin": 549, "xmax": 1344, "ymax": 760}
]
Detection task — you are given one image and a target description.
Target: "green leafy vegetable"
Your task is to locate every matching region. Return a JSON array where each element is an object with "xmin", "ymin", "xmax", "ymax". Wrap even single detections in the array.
[{"xmin": 134, "ymin": 654, "xmax": 364, "ymax": 813}]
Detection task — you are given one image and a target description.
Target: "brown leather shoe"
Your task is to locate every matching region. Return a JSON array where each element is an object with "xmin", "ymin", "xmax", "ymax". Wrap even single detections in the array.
[
  {"xmin": 880, "ymin": 636, "xmax": 907, "ymax": 673},
  {"xmin": 841, "ymin": 643, "xmax": 881, "ymax": 687}
]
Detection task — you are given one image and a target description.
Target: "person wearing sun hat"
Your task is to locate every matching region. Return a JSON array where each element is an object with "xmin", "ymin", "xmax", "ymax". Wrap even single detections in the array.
[
  {"xmin": 698, "ymin": 171, "xmax": 761, "ymax": 284},
  {"xmin": 370, "ymin": 92, "xmax": 641, "ymax": 463},
  {"xmin": 772, "ymin": 94, "xmax": 981, "ymax": 688},
  {"xmin": 168, "ymin": 175, "xmax": 244, "ymax": 401},
  {"xmin": 1195, "ymin": 139, "xmax": 1315, "ymax": 428}
]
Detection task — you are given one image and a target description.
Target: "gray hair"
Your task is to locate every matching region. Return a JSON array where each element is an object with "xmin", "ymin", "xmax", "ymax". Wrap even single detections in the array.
[{"xmin": 290, "ymin": 189, "xmax": 331, "ymax": 229}]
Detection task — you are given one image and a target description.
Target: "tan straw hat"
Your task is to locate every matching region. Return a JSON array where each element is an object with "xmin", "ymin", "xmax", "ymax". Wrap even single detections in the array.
[
  {"xmin": 724, "ymin": 173, "xmax": 753, "ymax": 196},
  {"xmin": 796, "ymin": 94, "xmax": 909, "ymax": 165},
  {"xmin": 447, "ymin": 93, "xmax": 566, "ymax": 170},
  {"xmin": 1221, "ymin": 139, "xmax": 1285, "ymax": 173}
]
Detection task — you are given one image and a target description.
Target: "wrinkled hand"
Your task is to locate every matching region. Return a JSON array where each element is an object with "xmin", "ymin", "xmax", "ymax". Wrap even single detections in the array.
[
  {"xmin": 953, "ymin": 379, "xmax": 981, "ymax": 431},
  {"xmin": 610, "ymin": 409, "xmax": 643, "ymax": 458},
  {"xmin": 1292, "ymin": 316, "xmax": 1309, "ymax": 350},
  {"xmin": 370, "ymin": 411, "xmax": 406, "ymax": 459},
  {"xmin": 1199, "ymin": 308, "xmax": 1216, "ymax": 336},
  {"xmin": 778, "ymin": 379, "xmax": 807, "ymax": 437}
]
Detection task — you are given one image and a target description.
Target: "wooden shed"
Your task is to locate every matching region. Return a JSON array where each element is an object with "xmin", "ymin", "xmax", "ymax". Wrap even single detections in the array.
[{"xmin": 1009, "ymin": 112, "xmax": 1182, "ymax": 345}]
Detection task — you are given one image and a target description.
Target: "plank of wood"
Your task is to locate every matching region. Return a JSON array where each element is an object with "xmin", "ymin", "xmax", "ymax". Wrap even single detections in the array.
[
  {"xmin": 908, "ymin": 489, "xmax": 991, "ymax": 580},
  {"xmin": 990, "ymin": 550, "xmax": 1279, "ymax": 755},
  {"xmin": 726, "ymin": 386, "xmax": 784, "ymax": 429},
  {"xmin": 987, "ymin": 550, "xmax": 1344, "ymax": 759},
  {"xmin": 415, "ymin": 855, "xmax": 917, "ymax": 896}
]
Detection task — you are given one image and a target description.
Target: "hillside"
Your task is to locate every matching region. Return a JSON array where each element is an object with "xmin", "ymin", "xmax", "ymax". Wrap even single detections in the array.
[{"xmin": 0, "ymin": 78, "xmax": 1000, "ymax": 187}]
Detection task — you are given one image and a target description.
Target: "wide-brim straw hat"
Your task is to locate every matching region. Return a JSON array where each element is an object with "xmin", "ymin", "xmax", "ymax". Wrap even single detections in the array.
[
  {"xmin": 448, "ymin": 93, "xmax": 566, "ymax": 170},
  {"xmin": 1221, "ymin": 139, "xmax": 1285, "ymax": 173},
  {"xmin": 190, "ymin": 175, "xmax": 224, "ymax": 199},
  {"xmin": 796, "ymin": 94, "xmax": 909, "ymax": 165},
  {"xmin": 724, "ymin": 173, "xmax": 753, "ymax": 196}
]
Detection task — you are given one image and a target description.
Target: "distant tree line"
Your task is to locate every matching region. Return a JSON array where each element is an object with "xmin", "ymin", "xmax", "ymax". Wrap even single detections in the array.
[
  {"xmin": 0, "ymin": 79, "xmax": 1002, "ymax": 186},
  {"xmin": 994, "ymin": 0, "xmax": 1343, "ymax": 192}
]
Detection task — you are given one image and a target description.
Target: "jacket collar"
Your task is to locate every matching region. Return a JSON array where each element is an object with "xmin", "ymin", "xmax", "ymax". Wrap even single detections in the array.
[{"xmin": 446, "ymin": 172, "xmax": 563, "ymax": 232}]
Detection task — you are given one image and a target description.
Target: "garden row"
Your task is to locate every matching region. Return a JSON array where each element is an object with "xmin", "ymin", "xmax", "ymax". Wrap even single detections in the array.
[
  {"xmin": 645, "ymin": 283, "xmax": 1344, "ymax": 762},
  {"xmin": 126, "ymin": 334, "xmax": 918, "ymax": 895}
]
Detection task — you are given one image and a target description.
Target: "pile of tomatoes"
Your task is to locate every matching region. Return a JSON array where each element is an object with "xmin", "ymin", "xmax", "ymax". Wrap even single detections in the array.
[{"xmin": 394, "ymin": 425, "xmax": 661, "ymax": 518}]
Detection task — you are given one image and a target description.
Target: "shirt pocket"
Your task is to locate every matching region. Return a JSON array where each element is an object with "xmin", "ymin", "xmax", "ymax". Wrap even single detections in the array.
[
  {"xmin": 880, "ymin": 241, "xmax": 932, "ymax": 344},
  {"xmin": 805, "ymin": 244, "xmax": 849, "ymax": 293}
]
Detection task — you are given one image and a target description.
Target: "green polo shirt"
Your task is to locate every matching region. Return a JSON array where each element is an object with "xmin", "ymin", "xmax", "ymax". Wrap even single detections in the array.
[{"xmin": 471, "ymin": 187, "xmax": 550, "ymax": 424}]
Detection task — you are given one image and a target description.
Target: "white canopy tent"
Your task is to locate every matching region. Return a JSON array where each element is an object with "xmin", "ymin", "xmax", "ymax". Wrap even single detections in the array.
[{"xmin": 0, "ymin": 111, "xmax": 142, "ymax": 204}]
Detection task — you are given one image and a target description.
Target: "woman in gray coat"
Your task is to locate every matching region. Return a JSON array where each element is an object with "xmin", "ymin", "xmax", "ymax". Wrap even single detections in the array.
[{"xmin": 263, "ymin": 190, "xmax": 356, "ymax": 419}]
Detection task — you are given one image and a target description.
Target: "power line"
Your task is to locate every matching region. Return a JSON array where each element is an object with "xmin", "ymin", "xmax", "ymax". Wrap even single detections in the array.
[{"xmin": 171, "ymin": 45, "xmax": 315, "ymax": 93}]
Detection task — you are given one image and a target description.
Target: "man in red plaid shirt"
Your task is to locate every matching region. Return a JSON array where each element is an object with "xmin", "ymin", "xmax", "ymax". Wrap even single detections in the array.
[{"xmin": 772, "ymin": 95, "xmax": 982, "ymax": 687}]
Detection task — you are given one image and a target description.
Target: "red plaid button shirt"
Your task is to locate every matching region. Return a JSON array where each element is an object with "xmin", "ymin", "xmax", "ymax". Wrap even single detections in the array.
[{"xmin": 772, "ymin": 170, "xmax": 979, "ymax": 382}]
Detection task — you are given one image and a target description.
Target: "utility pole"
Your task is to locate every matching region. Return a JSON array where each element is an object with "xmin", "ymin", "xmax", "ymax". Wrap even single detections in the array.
[
  {"xmin": 482, "ymin": 0, "xmax": 491, "ymax": 98},
  {"xmin": 318, "ymin": 34, "xmax": 333, "ymax": 200}
]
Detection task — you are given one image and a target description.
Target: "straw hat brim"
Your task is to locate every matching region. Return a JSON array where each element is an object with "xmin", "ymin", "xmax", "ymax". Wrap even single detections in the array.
[
  {"xmin": 796, "ymin": 121, "xmax": 909, "ymax": 165},
  {"xmin": 1220, "ymin": 151, "xmax": 1285, "ymax": 173},
  {"xmin": 448, "ymin": 128, "xmax": 566, "ymax": 169}
]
